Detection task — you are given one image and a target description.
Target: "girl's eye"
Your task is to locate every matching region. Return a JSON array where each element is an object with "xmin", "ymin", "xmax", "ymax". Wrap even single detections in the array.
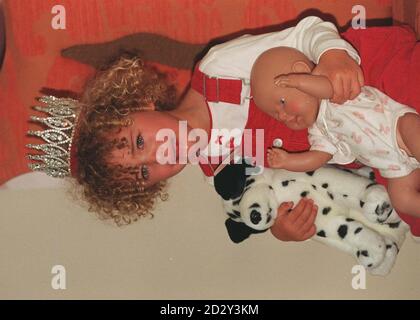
[
  {"xmin": 141, "ymin": 165, "xmax": 149, "ymax": 180},
  {"xmin": 280, "ymin": 98, "xmax": 286, "ymax": 105},
  {"xmin": 136, "ymin": 134, "xmax": 145, "ymax": 149}
]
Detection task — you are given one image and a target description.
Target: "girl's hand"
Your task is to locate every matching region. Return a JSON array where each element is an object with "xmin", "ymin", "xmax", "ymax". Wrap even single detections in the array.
[
  {"xmin": 274, "ymin": 74, "xmax": 300, "ymax": 88},
  {"xmin": 267, "ymin": 148, "xmax": 289, "ymax": 168},
  {"xmin": 270, "ymin": 198, "xmax": 318, "ymax": 242},
  {"xmin": 313, "ymin": 49, "xmax": 364, "ymax": 104}
]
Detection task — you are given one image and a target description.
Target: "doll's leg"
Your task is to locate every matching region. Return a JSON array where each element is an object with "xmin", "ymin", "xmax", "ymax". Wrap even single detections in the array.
[
  {"xmin": 398, "ymin": 113, "xmax": 420, "ymax": 162},
  {"xmin": 387, "ymin": 170, "xmax": 420, "ymax": 217}
]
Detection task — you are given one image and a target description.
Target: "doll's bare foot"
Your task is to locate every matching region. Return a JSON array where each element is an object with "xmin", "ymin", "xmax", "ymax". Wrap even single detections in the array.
[{"xmin": 267, "ymin": 148, "xmax": 288, "ymax": 168}]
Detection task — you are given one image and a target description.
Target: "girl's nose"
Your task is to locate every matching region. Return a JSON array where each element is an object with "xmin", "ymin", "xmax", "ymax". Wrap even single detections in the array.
[
  {"xmin": 141, "ymin": 144, "xmax": 158, "ymax": 164},
  {"xmin": 132, "ymin": 139, "xmax": 157, "ymax": 165}
]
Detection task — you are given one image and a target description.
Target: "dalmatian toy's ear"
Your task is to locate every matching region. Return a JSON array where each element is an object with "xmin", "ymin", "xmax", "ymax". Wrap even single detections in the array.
[
  {"xmin": 225, "ymin": 218, "xmax": 268, "ymax": 243},
  {"xmin": 214, "ymin": 162, "xmax": 248, "ymax": 200}
]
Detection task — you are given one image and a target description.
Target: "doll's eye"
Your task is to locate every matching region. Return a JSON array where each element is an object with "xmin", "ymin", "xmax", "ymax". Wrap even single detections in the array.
[
  {"xmin": 136, "ymin": 134, "xmax": 145, "ymax": 150},
  {"xmin": 141, "ymin": 165, "xmax": 149, "ymax": 180},
  {"xmin": 280, "ymin": 98, "xmax": 286, "ymax": 105}
]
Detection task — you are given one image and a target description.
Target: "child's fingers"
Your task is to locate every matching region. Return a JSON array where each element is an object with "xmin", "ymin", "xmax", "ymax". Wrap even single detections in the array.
[
  {"xmin": 295, "ymin": 199, "xmax": 314, "ymax": 226},
  {"xmin": 288, "ymin": 198, "xmax": 308, "ymax": 223},
  {"xmin": 342, "ymin": 77, "xmax": 352, "ymax": 102},
  {"xmin": 349, "ymin": 77, "xmax": 361, "ymax": 100},
  {"xmin": 331, "ymin": 77, "xmax": 345, "ymax": 104},
  {"xmin": 300, "ymin": 206, "xmax": 318, "ymax": 233},
  {"xmin": 357, "ymin": 68, "xmax": 365, "ymax": 87},
  {"xmin": 300, "ymin": 225, "xmax": 317, "ymax": 241},
  {"xmin": 276, "ymin": 202, "xmax": 294, "ymax": 218}
]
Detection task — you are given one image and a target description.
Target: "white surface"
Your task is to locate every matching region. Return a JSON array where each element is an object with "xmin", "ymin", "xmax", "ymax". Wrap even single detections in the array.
[
  {"xmin": 0, "ymin": 172, "xmax": 67, "ymax": 190},
  {"xmin": 0, "ymin": 165, "xmax": 419, "ymax": 299}
]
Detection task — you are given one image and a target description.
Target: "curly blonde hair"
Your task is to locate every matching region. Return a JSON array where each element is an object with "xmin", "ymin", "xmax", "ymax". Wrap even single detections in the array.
[{"xmin": 73, "ymin": 55, "xmax": 177, "ymax": 226}]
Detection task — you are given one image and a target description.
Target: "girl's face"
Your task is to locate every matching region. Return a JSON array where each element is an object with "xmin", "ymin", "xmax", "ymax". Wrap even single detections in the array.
[{"xmin": 109, "ymin": 111, "xmax": 189, "ymax": 188}]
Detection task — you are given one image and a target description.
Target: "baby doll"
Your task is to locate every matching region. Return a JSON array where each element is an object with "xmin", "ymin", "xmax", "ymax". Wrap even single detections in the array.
[{"xmin": 250, "ymin": 46, "xmax": 420, "ymax": 217}]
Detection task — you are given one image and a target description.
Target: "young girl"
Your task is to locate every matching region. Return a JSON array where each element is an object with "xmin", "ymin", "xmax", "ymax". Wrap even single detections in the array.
[
  {"xmin": 28, "ymin": 16, "xmax": 420, "ymax": 241},
  {"xmin": 29, "ymin": 16, "xmax": 360, "ymax": 231}
]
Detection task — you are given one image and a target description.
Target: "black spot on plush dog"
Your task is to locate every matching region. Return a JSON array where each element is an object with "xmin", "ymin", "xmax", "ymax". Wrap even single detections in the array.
[
  {"xmin": 354, "ymin": 227, "xmax": 363, "ymax": 234},
  {"xmin": 387, "ymin": 221, "xmax": 401, "ymax": 229},
  {"xmin": 338, "ymin": 225, "xmax": 348, "ymax": 239},
  {"xmin": 250, "ymin": 209, "xmax": 262, "ymax": 225},
  {"xmin": 300, "ymin": 191, "xmax": 309, "ymax": 197},
  {"xmin": 317, "ymin": 230, "xmax": 326, "ymax": 238},
  {"xmin": 322, "ymin": 207, "xmax": 331, "ymax": 215},
  {"xmin": 357, "ymin": 250, "xmax": 369, "ymax": 257}
]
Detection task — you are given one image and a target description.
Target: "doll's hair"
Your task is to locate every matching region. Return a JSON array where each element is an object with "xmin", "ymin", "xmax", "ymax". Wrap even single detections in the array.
[{"xmin": 73, "ymin": 55, "xmax": 177, "ymax": 226}]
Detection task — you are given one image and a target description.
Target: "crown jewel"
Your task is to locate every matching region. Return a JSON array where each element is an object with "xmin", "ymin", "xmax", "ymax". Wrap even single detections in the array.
[{"xmin": 26, "ymin": 95, "xmax": 80, "ymax": 178}]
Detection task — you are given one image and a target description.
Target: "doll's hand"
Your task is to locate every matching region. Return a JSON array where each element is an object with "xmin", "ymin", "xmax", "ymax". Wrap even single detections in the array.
[
  {"xmin": 314, "ymin": 49, "xmax": 364, "ymax": 104},
  {"xmin": 270, "ymin": 199, "xmax": 318, "ymax": 242},
  {"xmin": 267, "ymin": 148, "xmax": 289, "ymax": 168},
  {"xmin": 274, "ymin": 74, "xmax": 300, "ymax": 88}
]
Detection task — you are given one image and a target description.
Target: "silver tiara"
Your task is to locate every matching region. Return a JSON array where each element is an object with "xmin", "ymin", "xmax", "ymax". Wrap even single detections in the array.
[{"xmin": 26, "ymin": 95, "xmax": 80, "ymax": 178}]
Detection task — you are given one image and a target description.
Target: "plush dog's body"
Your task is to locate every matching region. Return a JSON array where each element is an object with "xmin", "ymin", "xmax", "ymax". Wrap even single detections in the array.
[{"xmin": 222, "ymin": 165, "xmax": 409, "ymax": 276}]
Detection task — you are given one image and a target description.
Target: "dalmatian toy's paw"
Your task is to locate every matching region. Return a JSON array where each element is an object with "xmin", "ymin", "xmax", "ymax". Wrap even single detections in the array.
[
  {"xmin": 354, "ymin": 245, "xmax": 385, "ymax": 270},
  {"xmin": 369, "ymin": 238, "xmax": 399, "ymax": 276},
  {"xmin": 361, "ymin": 184, "xmax": 395, "ymax": 224},
  {"xmin": 352, "ymin": 229, "xmax": 386, "ymax": 269}
]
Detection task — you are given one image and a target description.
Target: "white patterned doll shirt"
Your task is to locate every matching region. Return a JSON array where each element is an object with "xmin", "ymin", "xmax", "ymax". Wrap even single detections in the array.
[{"xmin": 308, "ymin": 86, "xmax": 420, "ymax": 178}]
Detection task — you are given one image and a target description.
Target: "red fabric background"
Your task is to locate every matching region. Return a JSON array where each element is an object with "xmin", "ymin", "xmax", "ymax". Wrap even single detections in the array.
[{"xmin": 0, "ymin": 0, "xmax": 392, "ymax": 184}]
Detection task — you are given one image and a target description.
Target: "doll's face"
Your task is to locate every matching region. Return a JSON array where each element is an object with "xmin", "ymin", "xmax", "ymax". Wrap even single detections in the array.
[
  {"xmin": 255, "ymin": 85, "xmax": 319, "ymax": 130},
  {"xmin": 108, "ymin": 110, "xmax": 191, "ymax": 188},
  {"xmin": 253, "ymin": 86, "xmax": 319, "ymax": 130},
  {"xmin": 251, "ymin": 46, "xmax": 319, "ymax": 130}
]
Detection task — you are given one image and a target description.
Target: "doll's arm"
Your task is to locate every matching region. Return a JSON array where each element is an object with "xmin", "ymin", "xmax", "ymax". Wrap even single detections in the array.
[
  {"xmin": 275, "ymin": 73, "xmax": 333, "ymax": 99},
  {"xmin": 267, "ymin": 148, "xmax": 332, "ymax": 172}
]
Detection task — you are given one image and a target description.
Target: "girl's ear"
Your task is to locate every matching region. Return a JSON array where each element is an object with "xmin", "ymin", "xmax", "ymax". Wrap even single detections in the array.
[{"xmin": 292, "ymin": 60, "xmax": 311, "ymax": 73}]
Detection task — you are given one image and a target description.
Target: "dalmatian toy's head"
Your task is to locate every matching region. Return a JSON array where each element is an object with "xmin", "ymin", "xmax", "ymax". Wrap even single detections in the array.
[
  {"xmin": 239, "ymin": 182, "xmax": 277, "ymax": 231},
  {"xmin": 214, "ymin": 161, "xmax": 278, "ymax": 243}
]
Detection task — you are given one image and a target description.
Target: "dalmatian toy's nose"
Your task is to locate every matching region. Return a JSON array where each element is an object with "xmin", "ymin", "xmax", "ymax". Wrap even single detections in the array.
[{"xmin": 250, "ymin": 209, "xmax": 262, "ymax": 225}]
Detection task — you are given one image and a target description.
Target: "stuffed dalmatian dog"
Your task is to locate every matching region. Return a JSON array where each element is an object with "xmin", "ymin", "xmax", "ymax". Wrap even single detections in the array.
[{"xmin": 215, "ymin": 163, "xmax": 409, "ymax": 276}]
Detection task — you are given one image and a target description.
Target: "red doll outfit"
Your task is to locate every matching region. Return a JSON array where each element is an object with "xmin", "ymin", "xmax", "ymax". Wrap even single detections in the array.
[{"xmin": 191, "ymin": 22, "xmax": 420, "ymax": 236}]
